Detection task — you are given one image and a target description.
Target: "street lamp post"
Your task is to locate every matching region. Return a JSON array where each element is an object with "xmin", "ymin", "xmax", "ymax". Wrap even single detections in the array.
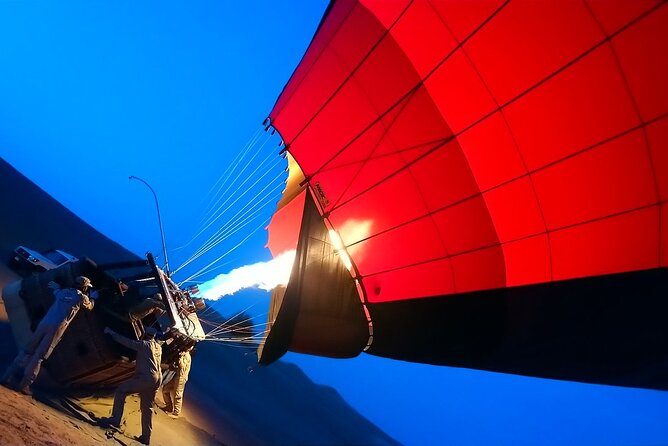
[{"xmin": 129, "ymin": 175, "xmax": 170, "ymax": 277}]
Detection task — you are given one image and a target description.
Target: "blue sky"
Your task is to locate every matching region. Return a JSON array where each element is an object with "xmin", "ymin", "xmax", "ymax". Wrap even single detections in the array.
[{"xmin": 1, "ymin": 2, "xmax": 667, "ymax": 445}]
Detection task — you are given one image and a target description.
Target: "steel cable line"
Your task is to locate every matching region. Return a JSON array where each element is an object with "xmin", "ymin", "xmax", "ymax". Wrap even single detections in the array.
[
  {"xmin": 203, "ymin": 128, "xmax": 263, "ymax": 197},
  {"xmin": 174, "ymin": 167, "xmax": 285, "ymax": 272},
  {"xmin": 175, "ymin": 130, "xmax": 271, "ymax": 252},
  {"xmin": 200, "ymin": 302, "xmax": 266, "ymax": 336},
  {"xmin": 178, "ymin": 157, "xmax": 283, "ymax": 265},
  {"xmin": 206, "ymin": 319, "xmax": 269, "ymax": 338},
  {"xmin": 195, "ymin": 132, "xmax": 274, "ymax": 234},
  {"xmin": 176, "ymin": 144, "xmax": 280, "ymax": 257},
  {"xmin": 198, "ymin": 129, "xmax": 264, "ymax": 225},
  {"xmin": 174, "ymin": 129, "xmax": 266, "ymax": 253},
  {"xmin": 177, "ymin": 216, "xmax": 272, "ymax": 286},
  {"xmin": 178, "ymin": 207, "xmax": 269, "ymax": 279},
  {"xmin": 181, "ymin": 175, "xmax": 284, "ymax": 266},
  {"xmin": 172, "ymin": 171, "xmax": 284, "ymax": 276},
  {"xmin": 177, "ymin": 212, "xmax": 268, "ymax": 284}
]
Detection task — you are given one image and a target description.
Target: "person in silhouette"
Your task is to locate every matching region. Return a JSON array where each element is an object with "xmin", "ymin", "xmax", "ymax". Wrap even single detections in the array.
[
  {"xmin": 161, "ymin": 346, "xmax": 193, "ymax": 418},
  {"xmin": 99, "ymin": 326, "xmax": 162, "ymax": 445},
  {"xmin": 1, "ymin": 276, "xmax": 95, "ymax": 395},
  {"xmin": 128, "ymin": 293, "xmax": 166, "ymax": 322}
]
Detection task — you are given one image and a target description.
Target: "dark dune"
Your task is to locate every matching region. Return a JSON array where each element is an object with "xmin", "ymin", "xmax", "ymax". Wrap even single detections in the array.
[
  {"xmin": 0, "ymin": 157, "xmax": 399, "ymax": 446},
  {"xmin": 0, "ymin": 158, "xmax": 137, "ymax": 264}
]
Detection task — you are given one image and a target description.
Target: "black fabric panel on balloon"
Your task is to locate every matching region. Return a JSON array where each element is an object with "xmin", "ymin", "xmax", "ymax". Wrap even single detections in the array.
[{"xmin": 366, "ymin": 267, "xmax": 668, "ymax": 391}]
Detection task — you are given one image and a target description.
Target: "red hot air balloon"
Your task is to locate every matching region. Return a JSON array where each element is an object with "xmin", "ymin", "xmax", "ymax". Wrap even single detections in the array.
[{"xmin": 259, "ymin": 0, "xmax": 668, "ymax": 390}]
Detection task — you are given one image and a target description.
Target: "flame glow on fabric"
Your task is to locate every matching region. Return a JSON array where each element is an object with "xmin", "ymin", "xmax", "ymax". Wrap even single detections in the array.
[{"xmin": 259, "ymin": 0, "xmax": 668, "ymax": 390}]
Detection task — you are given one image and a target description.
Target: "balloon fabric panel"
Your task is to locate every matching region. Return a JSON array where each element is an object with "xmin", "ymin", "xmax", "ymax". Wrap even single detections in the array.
[{"xmin": 268, "ymin": 0, "xmax": 668, "ymax": 303}]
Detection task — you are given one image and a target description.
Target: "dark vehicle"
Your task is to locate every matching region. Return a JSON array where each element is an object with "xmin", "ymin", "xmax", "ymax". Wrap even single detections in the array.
[
  {"xmin": 9, "ymin": 246, "xmax": 78, "ymax": 276},
  {"xmin": 2, "ymin": 252, "xmax": 205, "ymax": 389}
]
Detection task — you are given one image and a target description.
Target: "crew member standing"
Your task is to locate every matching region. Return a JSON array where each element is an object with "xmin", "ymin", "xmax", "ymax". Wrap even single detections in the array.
[
  {"xmin": 100, "ymin": 326, "xmax": 162, "ymax": 445},
  {"xmin": 1, "ymin": 276, "xmax": 95, "ymax": 395},
  {"xmin": 162, "ymin": 346, "xmax": 192, "ymax": 418}
]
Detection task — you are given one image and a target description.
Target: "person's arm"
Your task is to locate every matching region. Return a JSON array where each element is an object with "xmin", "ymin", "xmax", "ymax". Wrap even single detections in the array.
[
  {"xmin": 104, "ymin": 327, "xmax": 140, "ymax": 351},
  {"xmin": 81, "ymin": 291, "xmax": 95, "ymax": 311},
  {"xmin": 47, "ymin": 281, "xmax": 61, "ymax": 295},
  {"xmin": 50, "ymin": 286, "xmax": 70, "ymax": 304}
]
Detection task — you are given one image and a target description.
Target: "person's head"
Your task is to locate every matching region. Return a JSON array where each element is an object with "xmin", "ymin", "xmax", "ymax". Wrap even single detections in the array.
[
  {"xmin": 75, "ymin": 276, "xmax": 93, "ymax": 291},
  {"xmin": 143, "ymin": 326, "xmax": 158, "ymax": 340}
]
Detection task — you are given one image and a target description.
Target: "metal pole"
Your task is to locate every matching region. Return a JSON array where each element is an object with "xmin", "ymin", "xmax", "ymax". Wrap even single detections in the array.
[{"xmin": 129, "ymin": 175, "xmax": 170, "ymax": 276}]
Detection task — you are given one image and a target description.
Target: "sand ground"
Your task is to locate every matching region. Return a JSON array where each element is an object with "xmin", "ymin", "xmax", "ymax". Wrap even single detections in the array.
[
  {"xmin": 0, "ymin": 384, "xmax": 110, "ymax": 446},
  {"xmin": 0, "ymin": 383, "xmax": 225, "ymax": 446},
  {"xmin": 0, "ymin": 290, "xmax": 225, "ymax": 446}
]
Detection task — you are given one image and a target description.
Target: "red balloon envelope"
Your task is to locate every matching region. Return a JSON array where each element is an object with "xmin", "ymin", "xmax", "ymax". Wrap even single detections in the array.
[{"xmin": 259, "ymin": 0, "xmax": 668, "ymax": 390}]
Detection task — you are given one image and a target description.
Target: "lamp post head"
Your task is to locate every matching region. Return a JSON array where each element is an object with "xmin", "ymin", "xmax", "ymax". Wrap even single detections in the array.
[{"xmin": 129, "ymin": 175, "xmax": 170, "ymax": 277}]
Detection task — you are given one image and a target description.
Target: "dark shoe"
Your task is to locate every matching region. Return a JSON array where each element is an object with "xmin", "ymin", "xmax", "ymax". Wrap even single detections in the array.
[
  {"xmin": 133, "ymin": 435, "xmax": 150, "ymax": 445},
  {"xmin": 19, "ymin": 385, "xmax": 32, "ymax": 396},
  {"xmin": 98, "ymin": 417, "xmax": 121, "ymax": 430}
]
